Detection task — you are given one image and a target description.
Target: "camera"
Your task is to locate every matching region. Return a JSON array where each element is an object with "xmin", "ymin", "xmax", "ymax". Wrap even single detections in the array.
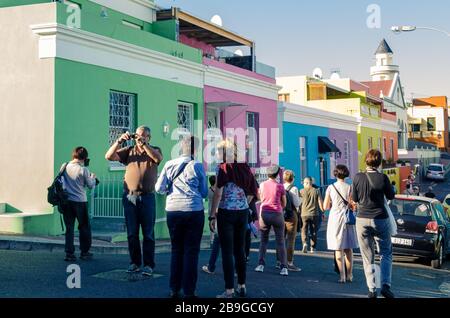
[{"xmin": 130, "ymin": 133, "xmax": 138, "ymax": 139}]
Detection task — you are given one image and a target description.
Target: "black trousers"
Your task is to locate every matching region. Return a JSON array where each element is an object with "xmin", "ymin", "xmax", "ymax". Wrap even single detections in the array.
[
  {"xmin": 217, "ymin": 209, "xmax": 248, "ymax": 290},
  {"xmin": 167, "ymin": 211, "xmax": 205, "ymax": 296},
  {"xmin": 63, "ymin": 201, "xmax": 92, "ymax": 255}
]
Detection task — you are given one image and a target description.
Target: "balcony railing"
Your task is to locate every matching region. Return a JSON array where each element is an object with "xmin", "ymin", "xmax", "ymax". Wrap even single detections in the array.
[{"xmin": 409, "ymin": 131, "xmax": 444, "ymax": 139}]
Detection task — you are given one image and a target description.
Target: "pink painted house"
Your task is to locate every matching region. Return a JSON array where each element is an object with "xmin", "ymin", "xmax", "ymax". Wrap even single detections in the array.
[{"xmin": 158, "ymin": 8, "xmax": 279, "ymax": 175}]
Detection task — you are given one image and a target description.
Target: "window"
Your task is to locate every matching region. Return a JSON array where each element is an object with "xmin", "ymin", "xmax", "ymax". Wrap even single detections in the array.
[
  {"xmin": 177, "ymin": 102, "xmax": 194, "ymax": 134},
  {"xmin": 427, "ymin": 117, "xmax": 436, "ymax": 131},
  {"xmin": 344, "ymin": 140, "xmax": 351, "ymax": 172},
  {"xmin": 278, "ymin": 93, "xmax": 290, "ymax": 102},
  {"xmin": 411, "ymin": 124, "xmax": 421, "ymax": 132},
  {"xmin": 247, "ymin": 112, "xmax": 259, "ymax": 167},
  {"xmin": 389, "ymin": 199, "xmax": 432, "ymax": 218},
  {"xmin": 299, "ymin": 137, "xmax": 307, "ymax": 181},
  {"xmin": 368, "ymin": 137, "xmax": 373, "ymax": 150},
  {"xmin": 330, "ymin": 139, "xmax": 337, "ymax": 178},
  {"xmin": 390, "ymin": 139, "xmax": 395, "ymax": 160},
  {"xmin": 378, "ymin": 137, "xmax": 382, "ymax": 151},
  {"xmin": 383, "ymin": 138, "xmax": 387, "ymax": 158},
  {"xmin": 109, "ymin": 90, "xmax": 135, "ymax": 146}
]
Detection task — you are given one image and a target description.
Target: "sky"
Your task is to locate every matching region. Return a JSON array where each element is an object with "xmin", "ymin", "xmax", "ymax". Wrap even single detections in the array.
[{"xmin": 157, "ymin": 0, "xmax": 450, "ymax": 102}]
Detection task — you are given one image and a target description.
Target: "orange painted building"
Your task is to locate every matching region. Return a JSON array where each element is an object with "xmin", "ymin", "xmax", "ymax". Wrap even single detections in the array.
[
  {"xmin": 381, "ymin": 111, "xmax": 399, "ymax": 162},
  {"xmin": 409, "ymin": 96, "xmax": 449, "ymax": 152}
]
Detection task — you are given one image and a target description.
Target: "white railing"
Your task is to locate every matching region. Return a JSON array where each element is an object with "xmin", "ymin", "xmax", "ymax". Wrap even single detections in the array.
[{"xmin": 90, "ymin": 174, "xmax": 124, "ymax": 218}]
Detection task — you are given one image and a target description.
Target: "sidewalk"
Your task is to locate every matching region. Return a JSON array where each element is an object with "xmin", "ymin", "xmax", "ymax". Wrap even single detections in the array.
[{"xmin": 0, "ymin": 233, "xmax": 211, "ymax": 255}]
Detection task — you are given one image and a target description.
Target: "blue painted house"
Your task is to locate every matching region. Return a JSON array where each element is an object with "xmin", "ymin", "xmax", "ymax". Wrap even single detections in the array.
[{"xmin": 278, "ymin": 102, "xmax": 359, "ymax": 189}]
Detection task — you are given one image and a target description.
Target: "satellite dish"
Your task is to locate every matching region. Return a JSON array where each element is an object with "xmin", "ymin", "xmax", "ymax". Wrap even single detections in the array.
[
  {"xmin": 312, "ymin": 68, "xmax": 323, "ymax": 79},
  {"xmin": 330, "ymin": 72, "xmax": 341, "ymax": 80},
  {"xmin": 210, "ymin": 15, "xmax": 223, "ymax": 26},
  {"xmin": 234, "ymin": 49, "xmax": 244, "ymax": 57}
]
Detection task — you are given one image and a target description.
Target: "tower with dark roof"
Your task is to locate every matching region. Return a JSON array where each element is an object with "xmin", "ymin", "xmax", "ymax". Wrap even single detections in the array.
[{"xmin": 370, "ymin": 39, "xmax": 399, "ymax": 81}]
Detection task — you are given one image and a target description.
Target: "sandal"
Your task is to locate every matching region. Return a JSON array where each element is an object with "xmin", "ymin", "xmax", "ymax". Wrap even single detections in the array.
[
  {"xmin": 338, "ymin": 278, "xmax": 346, "ymax": 283},
  {"xmin": 346, "ymin": 276, "xmax": 353, "ymax": 283}
]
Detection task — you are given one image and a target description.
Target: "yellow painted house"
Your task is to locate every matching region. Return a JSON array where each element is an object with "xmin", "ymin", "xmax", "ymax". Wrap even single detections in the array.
[{"xmin": 276, "ymin": 76, "xmax": 398, "ymax": 171}]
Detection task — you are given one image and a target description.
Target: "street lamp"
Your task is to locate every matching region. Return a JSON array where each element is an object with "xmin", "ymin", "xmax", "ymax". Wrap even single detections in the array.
[{"xmin": 391, "ymin": 25, "xmax": 450, "ymax": 37}]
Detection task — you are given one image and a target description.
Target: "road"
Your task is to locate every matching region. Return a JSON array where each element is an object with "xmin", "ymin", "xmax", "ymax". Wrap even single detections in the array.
[{"xmin": 0, "ymin": 232, "xmax": 448, "ymax": 298}]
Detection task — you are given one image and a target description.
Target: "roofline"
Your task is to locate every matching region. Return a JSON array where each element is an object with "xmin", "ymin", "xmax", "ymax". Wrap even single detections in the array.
[{"xmin": 172, "ymin": 8, "xmax": 254, "ymax": 47}]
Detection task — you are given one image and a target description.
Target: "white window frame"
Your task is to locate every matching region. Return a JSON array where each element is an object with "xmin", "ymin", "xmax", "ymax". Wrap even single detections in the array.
[
  {"xmin": 177, "ymin": 102, "xmax": 194, "ymax": 135},
  {"xmin": 299, "ymin": 137, "xmax": 307, "ymax": 181},
  {"xmin": 344, "ymin": 140, "xmax": 351, "ymax": 172},
  {"xmin": 330, "ymin": 139, "xmax": 337, "ymax": 179},
  {"xmin": 109, "ymin": 90, "xmax": 136, "ymax": 171},
  {"xmin": 390, "ymin": 138, "xmax": 395, "ymax": 160},
  {"xmin": 247, "ymin": 112, "xmax": 259, "ymax": 167}
]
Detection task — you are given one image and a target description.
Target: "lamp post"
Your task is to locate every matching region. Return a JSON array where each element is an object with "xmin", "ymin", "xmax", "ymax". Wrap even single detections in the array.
[{"xmin": 391, "ymin": 25, "xmax": 450, "ymax": 37}]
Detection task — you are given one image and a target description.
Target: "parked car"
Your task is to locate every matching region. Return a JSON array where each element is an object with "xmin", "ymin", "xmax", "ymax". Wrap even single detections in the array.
[
  {"xmin": 389, "ymin": 195, "xmax": 450, "ymax": 268},
  {"xmin": 442, "ymin": 194, "xmax": 450, "ymax": 218},
  {"xmin": 426, "ymin": 164, "xmax": 446, "ymax": 181}
]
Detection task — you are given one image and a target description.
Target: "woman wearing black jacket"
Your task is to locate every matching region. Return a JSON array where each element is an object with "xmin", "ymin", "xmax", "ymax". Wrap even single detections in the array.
[{"xmin": 352, "ymin": 149, "xmax": 395, "ymax": 299}]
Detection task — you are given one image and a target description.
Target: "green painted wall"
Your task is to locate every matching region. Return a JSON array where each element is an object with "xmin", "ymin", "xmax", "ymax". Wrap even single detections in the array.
[
  {"xmin": 152, "ymin": 19, "xmax": 178, "ymax": 41},
  {"xmin": 358, "ymin": 126, "xmax": 382, "ymax": 171},
  {"xmin": 54, "ymin": 58, "xmax": 204, "ymax": 238},
  {"xmin": 56, "ymin": 1, "xmax": 202, "ymax": 64}
]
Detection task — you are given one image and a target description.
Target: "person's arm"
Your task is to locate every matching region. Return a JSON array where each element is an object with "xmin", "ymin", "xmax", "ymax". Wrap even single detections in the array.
[
  {"xmin": 323, "ymin": 188, "xmax": 331, "ymax": 210},
  {"xmin": 105, "ymin": 132, "xmax": 131, "ymax": 162},
  {"xmin": 195, "ymin": 163, "xmax": 209, "ymax": 199},
  {"xmin": 281, "ymin": 194, "xmax": 287, "ymax": 209},
  {"xmin": 155, "ymin": 163, "xmax": 169, "ymax": 195},
  {"xmin": 318, "ymin": 195, "xmax": 324, "ymax": 212},
  {"xmin": 83, "ymin": 168, "xmax": 96, "ymax": 190},
  {"xmin": 291, "ymin": 187, "xmax": 301, "ymax": 209},
  {"xmin": 351, "ymin": 179, "xmax": 359, "ymax": 203},
  {"xmin": 384, "ymin": 175, "xmax": 395, "ymax": 200},
  {"xmin": 142, "ymin": 144, "xmax": 163, "ymax": 164},
  {"xmin": 210, "ymin": 184, "xmax": 223, "ymax": 232}
]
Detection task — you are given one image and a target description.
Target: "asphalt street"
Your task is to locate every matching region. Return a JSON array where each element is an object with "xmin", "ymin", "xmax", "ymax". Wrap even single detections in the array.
[{"xmin": 0, "ymin": 231, "xmax": 448, "ymax": 298}]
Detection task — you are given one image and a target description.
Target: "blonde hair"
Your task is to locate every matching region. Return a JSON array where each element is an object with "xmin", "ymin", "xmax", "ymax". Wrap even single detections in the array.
[
  {"xmin": 283, "ymin": 170, "xmax": 295, "ymax": 183},
  {"xmin": 217, "ymin": 138, "xmax": 238, "ymax": 163}
]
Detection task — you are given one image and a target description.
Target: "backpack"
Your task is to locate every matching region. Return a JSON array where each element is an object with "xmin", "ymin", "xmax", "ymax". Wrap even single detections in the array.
[
  {"xmin": 284, "ymin": 184, "xmax": 297, "ymax": 220},
  {"xmin": 47, "ymin": 163, "xmax": 69, "ymax": 213}
]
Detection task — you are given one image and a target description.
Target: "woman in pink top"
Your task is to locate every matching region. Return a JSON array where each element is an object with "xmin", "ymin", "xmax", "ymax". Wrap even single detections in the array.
[{"xmin": 255, "ymin": 165, "xmax": 289, "ymax": 276}]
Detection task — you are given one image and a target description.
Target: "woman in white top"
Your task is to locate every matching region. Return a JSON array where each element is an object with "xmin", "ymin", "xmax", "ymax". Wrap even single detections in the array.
[{"xmin": 324, "ymin": 165, "xmax": 358, "ymax": 283}]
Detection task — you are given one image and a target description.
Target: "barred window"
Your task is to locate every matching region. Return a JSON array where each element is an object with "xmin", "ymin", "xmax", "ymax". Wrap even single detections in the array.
[
  {"xmin": 109, "ymin": 91, "xmax": 135, "ymax": 146},
  {"xmin": 177, "ymin": 102, "xmax": 194, "ymax": 133}
]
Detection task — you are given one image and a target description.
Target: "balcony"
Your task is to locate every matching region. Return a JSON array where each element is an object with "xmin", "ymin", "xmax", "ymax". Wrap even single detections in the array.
[
  {"xmin": 157, "ymin": 7, "xmax": 275, "ymax": 80},
  {"xmin": 409, "ymin": 131, "xmax": 445, "ymax": 139}
]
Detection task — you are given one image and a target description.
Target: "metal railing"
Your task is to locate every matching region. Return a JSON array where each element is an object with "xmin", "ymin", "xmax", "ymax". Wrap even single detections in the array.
[{"xmin": 90, "ymin": 174, "xmax": 124, "ymax": 218}]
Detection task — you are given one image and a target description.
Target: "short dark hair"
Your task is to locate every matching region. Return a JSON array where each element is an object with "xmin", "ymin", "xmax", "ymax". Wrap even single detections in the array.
[
  {"xmin": 72, "ymin": 147, "xmax": 88, "ymax": 161},
  {"xmin": 334, "ymin": 165, "xmax": 350, "ymax": 180},
  {"xmin": 209, "ymin": 175, "xmax": 216, "ymax": 186},
  {"xmin": 365, "ymin": 149, "xmax": 382, "ymax": 168},
  {"xmin": 391, "ymin": 181, "xmax": 396, "ymax": 185}
]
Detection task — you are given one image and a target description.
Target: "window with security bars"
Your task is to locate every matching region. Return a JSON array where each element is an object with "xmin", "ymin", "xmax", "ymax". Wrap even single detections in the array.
[
  {"xmin": 247, "ymin": 112, "xmax": 259, "ymax": 167},
  {"xmin": 109, "ymin": 91, "xmax": 135, "ymax": 146},
  {"xmin": 344, "ymin": 140, "xmax": 351, "ymax": 173},
  {"xmin": 177, "ymin": 102, "xmax": 194, "ymax": 134}
]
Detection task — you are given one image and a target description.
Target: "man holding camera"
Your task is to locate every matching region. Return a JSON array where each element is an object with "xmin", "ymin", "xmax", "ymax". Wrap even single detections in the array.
[{"xmin": 105, "ymin": 126, "xmax": 163, "ymax": 276}]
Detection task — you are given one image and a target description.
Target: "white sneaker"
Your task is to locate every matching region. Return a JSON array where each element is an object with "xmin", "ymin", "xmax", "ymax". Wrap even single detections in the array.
[
  {"xmin": 280, "ymin": 268, "xmax": 289, "ymax": 276},
  {"xmin": 310, "ymin": 247, "xmax": 315, "ymax": 253},
  {"xmin": 302, "ymin": 245, "xmax": 308, "ymax": 253},
  {"xmin": 255, "ymin": 265, "xmax": 264, "ymax": 272}
]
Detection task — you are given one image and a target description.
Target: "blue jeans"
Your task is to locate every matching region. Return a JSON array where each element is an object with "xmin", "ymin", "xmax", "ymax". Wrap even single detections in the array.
[
  {"xmin": 123, "ymin": 193, "xmax": 156, "ymax": 268},
  {"xmin": 167, "ymin": 210, "xmax": 205, "ymax": 296},
  {"xmin": 356, "ymin": 217, "xmax": 393, "ymax": 292},
  {"xmin": 208, "ymin": 233, "xmax": 221, "ymax": 272}
]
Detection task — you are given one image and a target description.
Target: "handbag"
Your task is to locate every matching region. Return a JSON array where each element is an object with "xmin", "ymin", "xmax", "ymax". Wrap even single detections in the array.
[
  {"xmin": 331, "ymin": 183, "xmax": 356, "ymax": 225},
  {"xmin": 365, "ymin": 172, "xmax": 398, "ymax": 236}
]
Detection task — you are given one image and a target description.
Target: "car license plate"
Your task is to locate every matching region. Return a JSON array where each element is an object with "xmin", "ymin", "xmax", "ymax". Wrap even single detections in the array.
[{"xmin": 392, "ymin": 237, "xmax": 413, "ymax": 246}]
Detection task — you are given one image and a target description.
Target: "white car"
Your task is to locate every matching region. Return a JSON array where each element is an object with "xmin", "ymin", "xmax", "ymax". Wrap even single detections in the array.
[{"xmin": 426, "ymin": 164, "xmax": 446, "ymax": 181}]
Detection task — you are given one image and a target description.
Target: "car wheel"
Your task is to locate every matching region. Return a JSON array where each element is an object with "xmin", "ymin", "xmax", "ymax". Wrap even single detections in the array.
[{"xmin": 431, "ymin": 243, "xmax": 443, "ymax": 269}]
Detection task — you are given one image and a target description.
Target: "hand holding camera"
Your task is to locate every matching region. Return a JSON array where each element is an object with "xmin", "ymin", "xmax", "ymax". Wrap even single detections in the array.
[{"xmin": 117, "ymin": 132, "xmax": 132, "ymax": 144}]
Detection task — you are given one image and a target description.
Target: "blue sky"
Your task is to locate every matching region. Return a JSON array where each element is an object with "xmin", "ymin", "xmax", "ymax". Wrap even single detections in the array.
[{"xmin": 157, "ymin": 0, "xmax": 450, "ymax": 101}]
